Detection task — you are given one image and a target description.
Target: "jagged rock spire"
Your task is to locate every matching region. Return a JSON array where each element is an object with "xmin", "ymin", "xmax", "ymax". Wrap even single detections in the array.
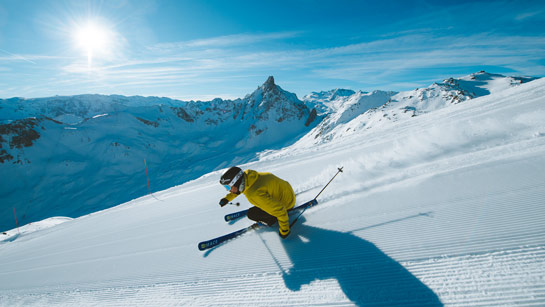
[{"xmin": 263, "ymin": 76, "xmax": 276, "ymax": 91}]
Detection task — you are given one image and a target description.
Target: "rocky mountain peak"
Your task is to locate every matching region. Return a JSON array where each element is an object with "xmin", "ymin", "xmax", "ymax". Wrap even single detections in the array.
[{"xmin": 263, "ymin": 76, "xmax": 275, "ymax": 91}]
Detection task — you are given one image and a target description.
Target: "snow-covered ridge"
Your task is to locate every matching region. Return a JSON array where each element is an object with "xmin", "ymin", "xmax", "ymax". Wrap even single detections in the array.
[
  {"xmin": 1, "ymin": 217, "xmax": 72, "ymax": 244},
  {"xmin": 303, "ymin": 88, "xmax": 357, "ymax": 115},
  {"xmin": 0, "ymin": 79, "xmax": 311, "ymax": 128},
  {"xmin": 289, "ymin": 71, "xmax": 538, "ymax": 149}
]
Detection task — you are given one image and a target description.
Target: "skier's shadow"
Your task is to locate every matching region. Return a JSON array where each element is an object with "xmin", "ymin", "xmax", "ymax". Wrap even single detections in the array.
[{"xmin": 281, "ymin": 219, "xmax": 443, "ymax": 306}]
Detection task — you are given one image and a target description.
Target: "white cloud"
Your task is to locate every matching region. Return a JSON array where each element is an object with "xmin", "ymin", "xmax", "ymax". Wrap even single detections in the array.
[
  {"xmin": 305, "ymin": 33, "xmax": 545, "ymax": 81},
  {"xmin": 0, "ymin": 49, "xmax": 67, "ymax": 64},
  {"xmin": 148, "ymin": 31, "xmax": 302, "ymax": 52},
  {"xmin": 515, "ymin": 10, "xmax": 544, "ymax": 21}
]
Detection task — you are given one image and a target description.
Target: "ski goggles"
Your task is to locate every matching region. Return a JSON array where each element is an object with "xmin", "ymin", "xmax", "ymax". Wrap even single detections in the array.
[{"xmin": 222, "ymin": 170, "xmax": 244, "ymax": 191}]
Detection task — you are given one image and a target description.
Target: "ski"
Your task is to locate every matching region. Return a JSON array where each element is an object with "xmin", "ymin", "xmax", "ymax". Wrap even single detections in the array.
[
  {"xmin": 198, "ymin": 222, "xmax": 261, "ymax": 251},
  {"xmin": 224, "ymin": 199, "xmax": 318, "ymax": 223},
  {"xmin": 199, "ymin": 199, "xmax": 319, "ymax": 251},
  {"xmin": 290, "ymin": 199, "xmax": 319, "ymax": 213},
  {"xmin": 224, "ymin": 208, "xmax": 250, "ymax": 222}
]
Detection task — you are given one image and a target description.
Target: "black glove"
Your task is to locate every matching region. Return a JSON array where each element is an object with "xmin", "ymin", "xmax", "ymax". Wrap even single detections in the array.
[
  {"xmin": 219, "ymin": 198, "xmax": 228, "ymax": 207},
  {"xmin": 279, "ymin": 229, "xmax": 291, "ymax": 239}
]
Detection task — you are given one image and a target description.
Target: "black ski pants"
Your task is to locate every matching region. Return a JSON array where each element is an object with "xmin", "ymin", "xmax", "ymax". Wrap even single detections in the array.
[{"xmin": 247, "ymin": 206, "xmax": 278, "ymax": 226}]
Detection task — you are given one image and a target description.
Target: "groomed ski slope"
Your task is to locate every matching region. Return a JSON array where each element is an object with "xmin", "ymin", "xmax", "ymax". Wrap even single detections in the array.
[{"xmin": 1, "ymin": 78, "xmax": 545, "ymax": 306}]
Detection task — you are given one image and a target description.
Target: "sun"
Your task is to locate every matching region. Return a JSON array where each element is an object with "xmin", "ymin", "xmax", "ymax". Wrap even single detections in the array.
[{"xmin": 73, "ymin": 20, "xmax": 113, "ymax": 65}]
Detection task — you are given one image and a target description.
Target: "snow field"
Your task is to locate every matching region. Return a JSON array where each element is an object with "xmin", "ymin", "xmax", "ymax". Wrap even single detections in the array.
[{"xmin": 0, "ymin": 78, "xmax": 544, "ymax": 305}]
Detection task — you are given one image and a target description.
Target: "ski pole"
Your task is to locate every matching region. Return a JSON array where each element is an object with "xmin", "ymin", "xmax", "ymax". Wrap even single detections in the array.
[{"xmin": 290, "ymin": 166, "xmax": 343, "ymax": 227}]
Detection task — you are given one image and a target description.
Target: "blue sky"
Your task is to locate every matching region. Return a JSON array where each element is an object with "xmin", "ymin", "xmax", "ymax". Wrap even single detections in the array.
[{"xmin": 1, "ymin": 0, "xmax": 544, "ymax": 100}]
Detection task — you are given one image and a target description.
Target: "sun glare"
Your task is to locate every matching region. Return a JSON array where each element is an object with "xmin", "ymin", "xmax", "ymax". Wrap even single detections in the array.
[{"xmin": 73, "ymin": 20, "xmax": 113, "ymax": 66}]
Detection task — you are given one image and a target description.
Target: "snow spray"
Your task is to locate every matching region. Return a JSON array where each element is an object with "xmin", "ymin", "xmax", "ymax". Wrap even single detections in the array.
[{"xmin": 290, "ymin": 166, "xmax": 344, "ymax": 227}]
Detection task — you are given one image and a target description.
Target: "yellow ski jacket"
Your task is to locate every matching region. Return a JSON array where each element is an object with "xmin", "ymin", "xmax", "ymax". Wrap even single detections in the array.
[{"xmin": 224, "ymin": 169, "xmax": 296, "ymax": 235}]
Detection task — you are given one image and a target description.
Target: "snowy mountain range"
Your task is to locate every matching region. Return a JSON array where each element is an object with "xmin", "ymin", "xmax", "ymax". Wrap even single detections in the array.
[
  {"xmin": 1, "ymin": 72, "xmax": 544, "ymax": 306},
  {"xmin": 0, "ymin": 76, "xmax": 316, "ymax": 230},
  {"xmin": 0, "ymin": 72, "xmax": 537, "ymax": 231}
]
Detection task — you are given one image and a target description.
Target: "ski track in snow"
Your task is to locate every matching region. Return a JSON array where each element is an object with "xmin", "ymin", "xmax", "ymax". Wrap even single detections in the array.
[{"xmin": 1, "ymin": 79, "xmax": 545, "ymax": 306}]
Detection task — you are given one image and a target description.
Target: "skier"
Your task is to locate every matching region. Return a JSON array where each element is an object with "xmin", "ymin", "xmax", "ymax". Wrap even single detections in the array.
[{"xmin": 219, "ymin": 166, "xmax": 296, "ymax": 239}]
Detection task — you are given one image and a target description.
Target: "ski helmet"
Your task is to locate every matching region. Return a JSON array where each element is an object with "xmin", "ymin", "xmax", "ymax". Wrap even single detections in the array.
[{"xmin": 220, "ymin": 166, "xmax": 245, "ymax": 192}]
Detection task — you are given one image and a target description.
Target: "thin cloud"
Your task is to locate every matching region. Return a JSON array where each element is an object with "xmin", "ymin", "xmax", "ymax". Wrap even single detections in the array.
[
  {"xmin": 0, "ymin": 49, "xmax": 68, "ymax": 64},
  {"xmin": 185, "ymin": 31, "xmax": 302, "ymax": 47},
  {"xmin": 0, "ymin": 48, "xmax": 35, "ymax": 64},
  {"xmin": 306, "ymin": 33, "xmax": 545, "ymax": 80},
  {"xmin": 515, "ymin": 10, "xmax": 544, "ymax": 21},
  {"xmin": 149, "ymin": 31, "xmax": 302, "ymax": 52}
]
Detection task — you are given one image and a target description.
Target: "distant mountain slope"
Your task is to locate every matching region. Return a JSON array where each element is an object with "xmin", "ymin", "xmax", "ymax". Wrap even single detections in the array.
[
  {"xmin": 289, "ymin": 71, "xmax": 538, "ymax": 149},
  {"xmin": 303, "ymin": 88, "xmax": 357, "ymax": 115},
  {"xmin": 0, "ymin": 77, "xmax": 317, "ymax": 231}
]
